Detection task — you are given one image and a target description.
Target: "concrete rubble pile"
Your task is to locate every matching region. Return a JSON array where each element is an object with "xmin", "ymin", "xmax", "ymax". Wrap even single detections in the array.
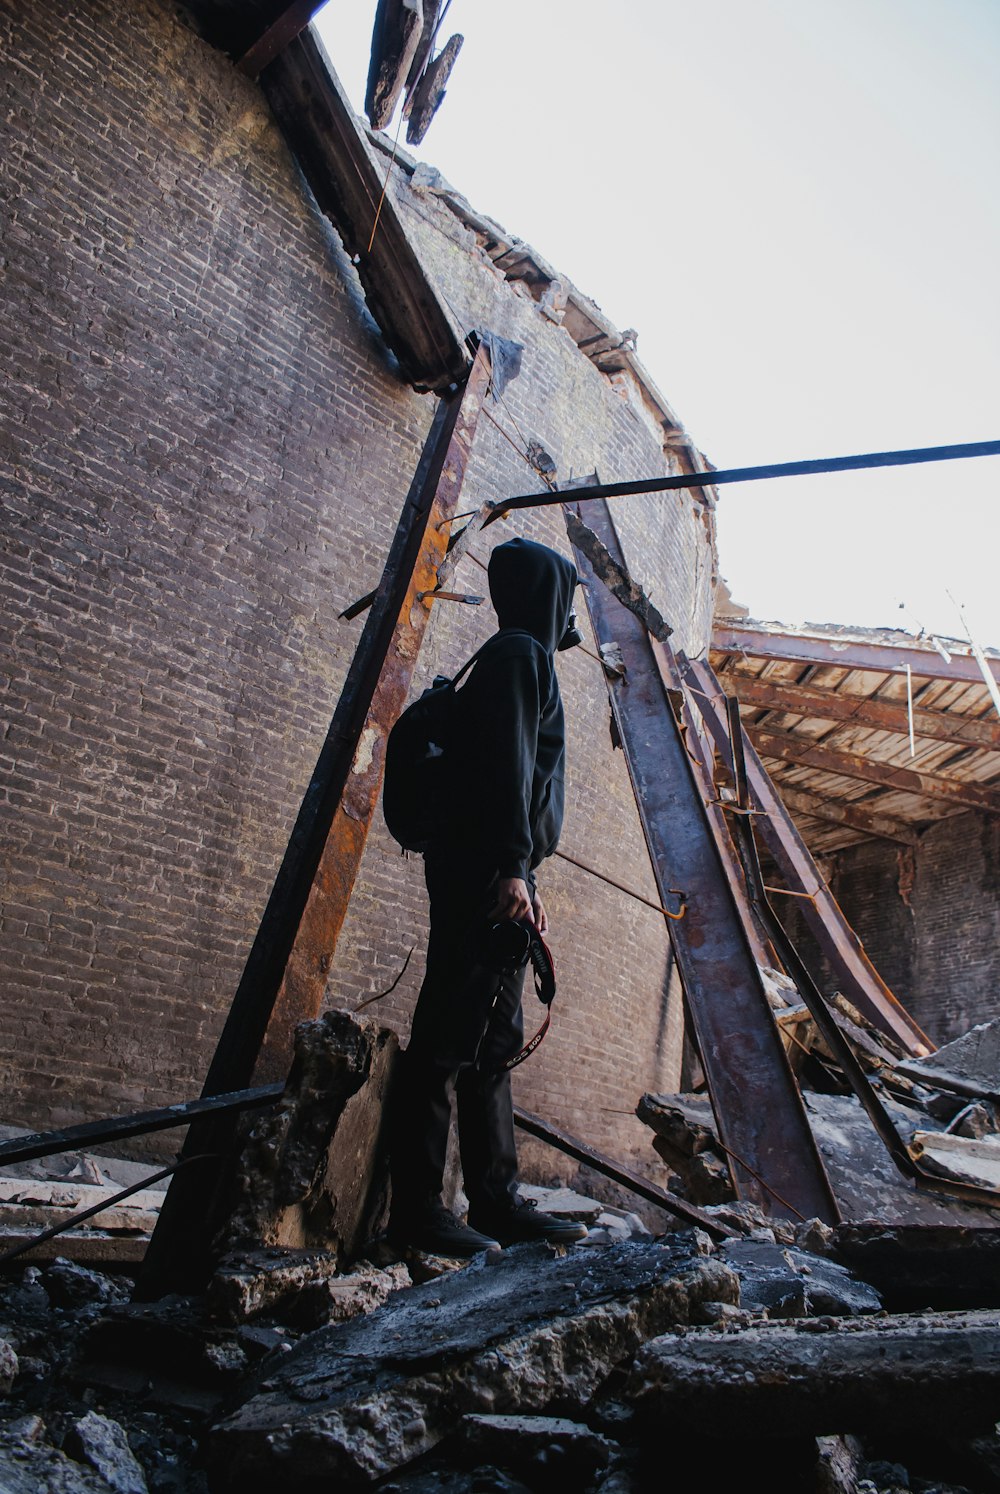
[{"xmin": 4, "ymin": 1013, "xmax": 1000, "ymax": 1490}]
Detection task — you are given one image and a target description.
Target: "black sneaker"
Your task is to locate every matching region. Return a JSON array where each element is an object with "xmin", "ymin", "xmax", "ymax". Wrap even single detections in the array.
[
  {"xmin": 389, "ymin": 1203, "xmax": 501, "ymax": 1258},
  {"xmin": 469, "ymin": 1196, "xmax": 589, "ymax": 1247}
]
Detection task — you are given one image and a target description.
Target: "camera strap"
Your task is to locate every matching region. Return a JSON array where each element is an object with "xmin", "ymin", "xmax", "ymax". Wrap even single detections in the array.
[{"xmin": 497, "ymin": 919, "xmax": 556, "ymax": 1073}]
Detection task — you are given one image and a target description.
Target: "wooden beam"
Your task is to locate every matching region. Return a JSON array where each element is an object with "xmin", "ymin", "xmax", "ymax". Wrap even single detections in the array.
[
  {"xmin": 749, "ymin": 726, "xmax": 1000, "ymax": 816},
  {"xmin": 262, "ymin": 32, "xmax": 469, "ymax": 392},
  {"xmin": 777, "ymin": 786, "xmax": 921, "ymax": 847},
  {"xmin": 724, "ymin": 673, "xmax": 1000, "ymax": 753},
  {"xmin": 713, "ymin": 623, "xmax": 1000, "ymax": 688},
  {"xmin": 237, "ymin": 1, "xmax": 328, "ymax": 77}
]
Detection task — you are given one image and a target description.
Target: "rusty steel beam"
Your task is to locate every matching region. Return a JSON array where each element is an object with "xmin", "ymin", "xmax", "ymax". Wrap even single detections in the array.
[
  {"xmin": 748, "ymin": 726, "xmax": 1000, "ymax": 816},
  {"xmin": 720, "ymin": 672, "xmax": 1000, "ymax": 753},
  {"xmin": 776, "ymin": 785, "xmax": 921, "ymax": 848},
  {"xmin": 682, "ymin": 656, "xmax": 931, "ymax": 1056},
  {"xmin": 237, "ymin": 1, "xmax": 328, "ymax": 77},
  {"xmin": 713, "ymin": 623, "xmax": 1000, "ymax": 688},
  {"xmin": 138, "ymin": 346, "xmax": 495, "ymax": 1298},
  {"xmin": 569, "ymin": 502, "xmax": 838, "ymax": 1225},
  {"xmin": 263, "ymin": 32, "xmax": 469, "ymax": 392}
]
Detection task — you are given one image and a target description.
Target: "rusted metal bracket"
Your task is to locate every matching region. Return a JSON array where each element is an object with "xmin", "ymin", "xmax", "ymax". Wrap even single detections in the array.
[
  {"xmin": 138, "ymin": 343, "xmax": 497, "ymax": 1297},
  {"xmin": 680, "ymin": 655, "xmax": 932, "ymax": 1057},
  {"xmin": 568, "ymin": 500, "xmax": 839, "ymax": 1225}
]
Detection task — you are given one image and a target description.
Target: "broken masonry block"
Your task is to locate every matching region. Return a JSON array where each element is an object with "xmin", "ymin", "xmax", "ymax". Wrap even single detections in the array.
[
  {"xmin": 207, "ymin": 1238, "xmax": 739, "ymax": 1489},
  {"xmin": 63, "ymin": 1412, "xmax": 148, "ymax": 1494},
  {"xmin": 218, "ymin": 1009, "xmax": 399, "ymax": 1267},
  {"xmin": 622, "ymin": 1309, "xmax": 1000, "ymax": 1439},
  {"xmin": 206, "ymin": 1247, "xmax": 409, "ymax": 1329}
]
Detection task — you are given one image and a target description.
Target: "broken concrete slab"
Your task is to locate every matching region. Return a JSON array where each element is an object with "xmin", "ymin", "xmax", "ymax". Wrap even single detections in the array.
[
  {"xmin": 834, "ymin": 1223, "xmax": 1000, "ymax": 1310},
  {"xmin": 63, "ymin": 1412, "xmax": 148, "ymax": 1494},
  {"xmin": 911, "ymin": 1129, "xmax": 1000, "ymax": 1189},
  {"xmin": 208, "ymin": 1238, "xmax": 739, "ymax": 1488},
  {"xmin": 222, "ymin": 1010, "xmax": 399, "ymax": 1264},
  {"xmin": 622, "ymin": 1309, "xmax": 1000, "ymax": 1438},
  {"xmin": 718, "ymin": 1240, "xmax": 882, "ymax": 1319},
  {"xmin": 207, "ymin": 1248, "xmax": 409, "ymax": 1328},
  {"xmin": 899, "ymin": 1016, "xmax": 1000, "ymax": 1101},
  {"xmin": 635, "ymin": 1095, "xmax": 732, "ymax": 1205}
]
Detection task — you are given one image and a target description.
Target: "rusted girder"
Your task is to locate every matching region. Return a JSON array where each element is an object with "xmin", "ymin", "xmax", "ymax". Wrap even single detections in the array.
[
  {"xmin": 263, "ymin": 32, "xmax": 469, "ymax": 392},
  {"xmin": 569, "ymin": 502, "xmax": 838, "ymax": 1225},
  {"xmin": 718, "ymin": 672, "xmax": 1000, "ymax": 753},
  {"xmin": 713, "ymin": 622, "xmax": 1000, "ymax": 688},
  {"xmin": 748, "ymin": 726, "xmax": 1000, "ymax": 816},
  {"xmin": 681, "ymin": 656, "xmax": 931, "ymax": 1057},
  {"xmin": 138, "ymin": 345, "xmax": 495, "ymax": 1297}
]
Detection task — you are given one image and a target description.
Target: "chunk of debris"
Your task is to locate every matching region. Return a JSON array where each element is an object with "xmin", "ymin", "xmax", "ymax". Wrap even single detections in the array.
[
  {"xmin": 221, "ymin": 1010, "xmax": 399, "ymax": 1265},
  {"xmin": 449, "ymin": 1413, "xmax": 615, "ymax": 1484},
  {"xmin": 63, "ymin": 1412, "xmax": 148, "ymax": 1494},
  {"xmin": 622, "ymin": 1309, "xmax": 1000, "ymax": 1438},
  {"xmin": 0, "ymin": 1337, "xmax": 18, "ymax": 1394},
  {"xmin": 208, "ymin": 1238, "xmax": 739, "ymax": 1487},
  {"xmin": 207, "ymin": 1248, "xmax": 409, "ymax": 1328},
  {"xmin": 635, "ymin": 1095, "xmax": 733, "ymax": 1206},
  {"xmin": 0, "ymin": 1422, "xmax": 117, "ymax": 1494},
  {"xmin": 898, "ymin": 1016, "xmax": 1000, "ymax": 1101},
  {"xmin": 911, "ymin": 1130, "xmax": 1000, "ymax": 1189},
  {"xmin": 834, "ymin": 1222, "xmax": 1000, "ymax": 1310},
  {"xmin": 42, "ymin": 1259, "xmax": 129, "ymax": 1311},
  {"xmin": 718, "ymin": 1240, "xmax": 881, "ymax": 1319}
]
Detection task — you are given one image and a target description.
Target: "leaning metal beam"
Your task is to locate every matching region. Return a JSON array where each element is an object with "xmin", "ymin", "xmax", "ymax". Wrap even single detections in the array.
[
  {"xmin": 570, "ymin": 501, "xmax": 838, "ymax": 1224},
  {"xmin": 486, "ymin": 439, "xmax": 1000, "ymax": 524},
  {"xmin": 263, "ymin": 32, "xmax": 469, "ymax": 392},
  {"xmin": 720, "ymin": 672, "xmax": 1000, "ymax": 753},
  {"xmin": 682, "ymin": 656, "xmax": 931, "ymax": 1056},
  {"xmin": 0, "ymin": 1086, "xmax": 283, "ymax": 1169},
  {"xmin": 512, "ymin": 1108, "xmax": 738, "ymax": 1240},
  {"xmin": 713, "ymin": 623, "xmax": 1000, "ymax": 688},
  {"xmin": 138, "ymin": 346, "xmax": 494, "ymax": 1297},
  {"xmin": 748, "ymin": 726, "xmax": 1000, "ymax": 817}
]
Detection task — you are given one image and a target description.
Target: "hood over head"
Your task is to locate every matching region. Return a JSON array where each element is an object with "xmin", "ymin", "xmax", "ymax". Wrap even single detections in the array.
[{"xmin": 488, "ymin": 537, "xmax": 579, "ymax": 653}]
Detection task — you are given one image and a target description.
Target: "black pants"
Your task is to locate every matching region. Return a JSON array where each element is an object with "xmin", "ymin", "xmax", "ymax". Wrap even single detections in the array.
[{"xmin": 389, "ymin": 852, "xmax": 528, "ymax": 1223}]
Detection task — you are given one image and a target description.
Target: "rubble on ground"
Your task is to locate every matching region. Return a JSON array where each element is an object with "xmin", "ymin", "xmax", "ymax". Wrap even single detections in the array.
[{"xmin": 5, "ymin": 1013, "xmax": 1000, "ymax": 1490}]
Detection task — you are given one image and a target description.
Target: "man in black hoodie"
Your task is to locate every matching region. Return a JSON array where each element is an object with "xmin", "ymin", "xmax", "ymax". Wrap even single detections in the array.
[{"xmin": 388, "ymin": 537, "xmax": 588, "ymax": 1256}]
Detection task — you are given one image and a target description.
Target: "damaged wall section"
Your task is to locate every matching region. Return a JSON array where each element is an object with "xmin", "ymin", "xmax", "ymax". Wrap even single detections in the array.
[{"xmin": 0, "ymin": 0, "xmax": 717, "ymax": 1175}]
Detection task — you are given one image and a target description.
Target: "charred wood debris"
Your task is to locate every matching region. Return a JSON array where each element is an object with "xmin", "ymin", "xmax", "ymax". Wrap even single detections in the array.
[{"xmin": 3, "ymin": 1009, "xmax": 1000, "ymax": 1492}]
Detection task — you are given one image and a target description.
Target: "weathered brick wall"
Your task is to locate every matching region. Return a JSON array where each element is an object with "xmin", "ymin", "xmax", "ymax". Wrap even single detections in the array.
[
  {"xmin": 1, "ymin": 0, "xmax": 714, "ymax": 1174},
  {"xmin": 778, "ymin": 814, "xmax": 1000, "ymax": 1046}
]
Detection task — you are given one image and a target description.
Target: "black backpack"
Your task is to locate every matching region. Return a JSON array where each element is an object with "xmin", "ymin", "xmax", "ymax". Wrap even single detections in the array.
[
  {"xmin": 382, "ymin": 645, "xmax": 486, "ymax": 853},
  {"xmin": 382, "ymin": 631, "xmax": 534, "ymax": 853}
]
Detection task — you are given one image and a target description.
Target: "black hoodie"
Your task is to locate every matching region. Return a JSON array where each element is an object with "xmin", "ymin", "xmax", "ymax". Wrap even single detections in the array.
[{"xmin": 443, "ymin": 538, "xmax": 578, "ymax": 882}]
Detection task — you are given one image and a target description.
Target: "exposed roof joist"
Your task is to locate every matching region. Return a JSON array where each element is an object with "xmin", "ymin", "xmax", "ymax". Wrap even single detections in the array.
[
  {"xmin": 731, "ymin": 674, "xmax": 1000, "ymax": 753},
  {"xmin": 751, "ymin": 727, "xmax": 1000, "ymax": 816},
  {"xmin": 262, "ymin": 32, "xmax": 469, "ymax": 392},
  {"xmin": 714, "ymin": 623, "xmax": 1000, "ymax": 687},
  {"xmin": 237, "ymin": 1, "xmax": 328, "ymax": 77},
  {"xmin": 776, "ymin": 786, "xmax": 921, "ymax": 847}
]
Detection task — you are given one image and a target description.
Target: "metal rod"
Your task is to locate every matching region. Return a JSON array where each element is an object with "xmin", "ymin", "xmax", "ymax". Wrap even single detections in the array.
[
  {"xmin": 553, "ymin": 847, "xmax": 685, "ymax": 921},
  {"xmin": 0, "ymin": 1086, "xmax": 284, "ymax": 1169},
  {"xmin": 512, "ymin": 1106, "xmax": 737, "ymax": 1239},
  {"xmin": 487, "ymin": 439, "xmax": 1000, "ymax": 523}
]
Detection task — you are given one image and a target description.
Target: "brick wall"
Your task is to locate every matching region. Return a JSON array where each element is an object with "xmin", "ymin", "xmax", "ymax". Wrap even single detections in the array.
[
  {"xmin": 1, "ymin": 0, "xmax": 712, "ymax": 1174},
  {"xmin": 778, "ymin": 813, "xmax": 1000, "ymax": 1046}
]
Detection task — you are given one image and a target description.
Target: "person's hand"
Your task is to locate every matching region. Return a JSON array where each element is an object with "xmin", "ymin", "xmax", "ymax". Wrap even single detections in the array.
[
  {"xmin": 532, "ymin": 889, "xmax": 549, "ymax": 936},
  {"xmin": 490, "ymin": 877, "xmax": 533, "ymax": 922}
]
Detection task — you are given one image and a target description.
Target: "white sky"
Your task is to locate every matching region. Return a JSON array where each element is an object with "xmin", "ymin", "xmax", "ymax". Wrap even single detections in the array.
[{"xmin": 315, "ymin": 0, "xmax": 1000, "ymax": 647}]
